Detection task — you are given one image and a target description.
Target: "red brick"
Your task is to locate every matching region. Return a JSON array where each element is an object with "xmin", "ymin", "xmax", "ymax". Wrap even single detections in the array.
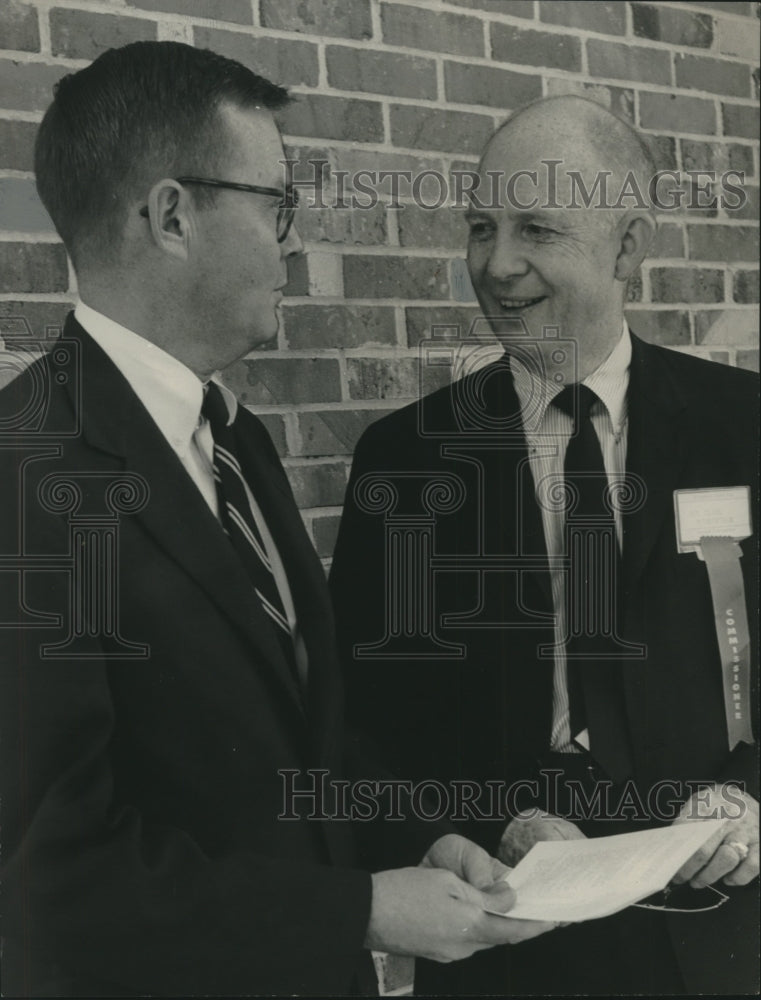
[
  {"xmin": 222, "ymin": 358, "xmax": 341, "ymax": 405},
  {"xmin": 0, "ymin": 242, "xmax": 68, "ymax": 293},
  {"xmin": 680, "ymin": 139, "xmax": 754, "ymax": 176},
  {"xmin": 709, "ymin": 350, "xmax": 730, "ymax": 365},
  {"xmin": 652, "ymin": 224, "xmax": 685, "ymax": 258},
  {"xmin": 296, "ymin": 408, "xmax": 395, "ymax": 457},
  {"xmin": 49, "ymin": 8, "xmax": 156, "ymax": 60},
  {"xmin": 283, "ymin": 254, "xmax": 308, "ymax": 297},
  {"xmin": 687, "ymin": 224, "xmax": 759, "ymax": 261},
  {"xmin": 540, "ymin": 1, "xmax": 625, "ymax": 35},
  {"xmin": 405, "ymin": 305, "xmax": 482, "ymax": 347},
  {"xmin": 722, "ymin": 102, "xmax": 760, "ymax": 140},
  {"xmin": 282, "ymin": 304, "xmax": 396, "ymax": 349},
  {"xmin": 398, "ymin": 204, "xmax": 469, "ymax": 250},
  {"xmin": 0, "ymin": 299, "xmax": 72, "ymax": 343},
  {"xmin": 648, "ymin": 135, "xmax": 678, "ymax": 171},
  {"xmin": 737, "ymin": 350, "xmax": 759, "ymax": 372},
  {"xmin": 725, "ymin": 185, "xmax": 759, "ymax": 222},
  {"xmin": 194, "ymin": 27, "xmax": 318, "ymax": 87},
  {"xmin": 260, "ymin": 0, "xmax": 371, "ymax": 40},
  {"xmin": 347, "ymin": 357, "xmax": 451, "ymax": 400},
  {"xmin": 625, "ymin": 309, "xmax": 691, "ymax": 346},
  {"xmin": 444, "ymin": 61, "xmax": 541, "ymax": 110},
  {"xmin": 332, "ymin": 149, "xmax": 447, "ymax": 194},
  {"xmin": 381, "ymin": 3, "xmax": 484, "ymax": 57},
  {"xmin": 0, "ymin": 178, "xmax": 55, "ymax": 233},
  {"xmin": 695, "ymin": 308, "xmax": 758, "ymax": 345},
  {"xmin": 296, "ymin": 203, "xmax": 387, "ymax": 246},
  {"xmin": 650, "ymin": 267, "xmax": 725, "ymax": 303},
  {"xmin": 447, "ymin": 0, "xmax": 533, "ymax": 14},
  {"xmin": 545, "ymin": 79, "xmax": 635, "ymax": 121},
  {"xmin": 326, "ymin": 46, "xmax": 437, "ymax": 100},
  {"xmin": 689, "ymin": 2, "xmax": 751, "ymax": 13},
  {"xmin": 491, "ymin": 24, "xmax": 582, "ymax": 72},
  {"xmin": 248, "ymin": 411, "xmax": 287, "ymax": 456},
  {"xmin": 283, "ymin": 144, "xmax": 333, "ymax": 190},
  {"xmin": 0, "ymin": 59, "xmax": 67, "ymax": 112},
  {"xmin": 311, "ymin": 513, "xmax": 341, "ymax": 558},
  {"xmin": 626, "ymin": 272, "xmax": 643, "ymax": 303},
  {"xmin": 632, "ymin": 4, "xmax": 713, "ymax": 48},
  {"xmin": 390, "ymin": 105, "xmax": 493, "ymax": 155},
  {"xmin": 343, "ymin": 256, "xmax": 451, "ymax": 300},
  {"xmin": 733, "ymin": 269, "xmax": 760, "ymax": 303},
  {"xmin": 0, "ymin": 1, "xmax": 40, "ymax": 52},
  {"xmin": 639, "ymin": 93, "xmax": 716, "ymax": 135},
  {"xmin": 278, "ymin": 94, "xmax": 383, "ymax": 143},
  {"xmin": 284, "ymin": 461, "xmax": 348, "ymax": 509},
  {"xmin": 587, "ymin": 40, "xmax": 670, "ymax": 85},
  {"xmin": 675, "ymin": 54, "xmax": 750, "ymax": 98},
  {"xmin": 0, "ymin": 118, "xmax": 36, "ymax": 170},
  {"xmin": 127, "ymin": 0, "xmax": 252, "ymax": 22}
]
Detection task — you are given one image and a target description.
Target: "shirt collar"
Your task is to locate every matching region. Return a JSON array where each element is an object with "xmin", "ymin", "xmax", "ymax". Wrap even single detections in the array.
[
  {"xmin": 510, "ymin": 320, "xmax": 631, "ymax": 434},
  {"xmin": 74, "ymin": 300, "xmax": 237, "ymax": 450}
]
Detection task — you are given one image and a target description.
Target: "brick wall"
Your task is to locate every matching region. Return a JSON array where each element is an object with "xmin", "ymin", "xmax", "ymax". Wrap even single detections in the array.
[{"xmin": 1, "ymin": 0, "xmax": 759, "ymax": 564}]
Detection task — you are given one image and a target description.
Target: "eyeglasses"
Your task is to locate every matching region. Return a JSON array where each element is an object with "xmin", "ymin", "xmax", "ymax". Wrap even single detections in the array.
[
  {"xmin": 139, "ymin": 177, "xmax": 299, "ymax": 243},
  {"xmin": 633, "ymin": 882, "xmax": 728, "ymax": 913}
]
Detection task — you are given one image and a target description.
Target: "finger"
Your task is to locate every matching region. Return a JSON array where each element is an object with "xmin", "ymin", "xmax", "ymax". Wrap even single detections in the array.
[
  {"xmin": 690, "ymin": 842, "xmax": 746, "ymax": 888},
  {"xmin": 480, "ymin": 882, "xmax": 516, "ymax": 915},
  {"xmin": 723, "ymin": 843, "xmax": 760, "ymax": 887},
  {"xmin": 479, "ymin": 915, "xmax": 558, "ymax": 945},
  {"xmin": 489, "ymin": 856, "xmax": 511, "ymax": 883},
  {"xmin": 672, "ymin": 827, "xmax": 727, "ymax": 884},
  {"xmin": 460, "ymin": 843, "xmax": 500, "ymax": 891}
]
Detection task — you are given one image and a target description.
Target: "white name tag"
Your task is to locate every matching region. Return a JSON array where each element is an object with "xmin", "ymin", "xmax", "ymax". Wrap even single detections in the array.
[{"xmin": 674, "ymin": 487, "xmax": 752, "ymax": 554}]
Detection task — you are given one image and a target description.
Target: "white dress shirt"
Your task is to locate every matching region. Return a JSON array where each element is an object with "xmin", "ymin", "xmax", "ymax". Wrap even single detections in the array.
[
  {"xmin": 511, "ymin": 323, "xmax": 631, "ymax": 752},
  {"xmin": 74, "ymin": 301, "xmax": 306, "ymax": 679}
]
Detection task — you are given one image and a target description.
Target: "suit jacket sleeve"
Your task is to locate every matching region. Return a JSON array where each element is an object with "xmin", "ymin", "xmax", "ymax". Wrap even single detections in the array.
[
  {"xmin": 0, "ymin": 572, "xmax": 372, "ymax": 998},
  {"xmin": 0, "ymin": 365, "xmax": 372, "ymax": 998}
]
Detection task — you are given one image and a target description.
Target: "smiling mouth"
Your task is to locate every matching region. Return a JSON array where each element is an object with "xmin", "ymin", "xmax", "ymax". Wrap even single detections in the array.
[{"xmin": 498, "ymin": 296, "xmax": 546, "ymax": 311}]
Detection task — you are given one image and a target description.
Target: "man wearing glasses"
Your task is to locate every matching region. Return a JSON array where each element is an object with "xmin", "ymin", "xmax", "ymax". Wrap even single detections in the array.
[{"xmin": 0, "ymin": 41, "xmax": 555, "ymax": 997}]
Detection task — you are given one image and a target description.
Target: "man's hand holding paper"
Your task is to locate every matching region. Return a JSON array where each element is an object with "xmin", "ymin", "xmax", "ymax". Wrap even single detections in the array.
[
  {"xmin": 672, "ymin": 784, "xmax": 759, "ymax": 888},
  {"xmin": 497, "ymin": 810, "xmax": 587, "ymax": 867}
]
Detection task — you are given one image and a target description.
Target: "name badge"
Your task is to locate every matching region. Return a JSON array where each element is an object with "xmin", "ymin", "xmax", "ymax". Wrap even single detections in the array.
[
  {"xmin": 674, "ymin": 486, "xmax": 751, "ymax": 555},
  {"xmin": 674, "ymin": 486, "xmax": 755, "ymax": 750}
]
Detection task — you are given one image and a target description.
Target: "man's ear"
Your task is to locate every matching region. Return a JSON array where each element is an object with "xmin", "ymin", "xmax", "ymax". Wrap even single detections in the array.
[
  {"xmin": 143, "ymin": 180, "xmax": 194, "ymax": 260},
  {"xmin": 614, "ymin": 210, "xmax": 657, "ymax": 281}
]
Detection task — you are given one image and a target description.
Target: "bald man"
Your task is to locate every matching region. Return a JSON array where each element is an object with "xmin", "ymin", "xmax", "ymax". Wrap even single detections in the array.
[{"xmin": 330, "ymin": 96, "xmax": 759, "ymax": 995}]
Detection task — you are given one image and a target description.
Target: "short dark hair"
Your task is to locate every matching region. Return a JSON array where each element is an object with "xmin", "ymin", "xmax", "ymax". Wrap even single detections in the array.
[{"xmin": 34, "ymin": 41, "xmax": 290, "ymax": 267}]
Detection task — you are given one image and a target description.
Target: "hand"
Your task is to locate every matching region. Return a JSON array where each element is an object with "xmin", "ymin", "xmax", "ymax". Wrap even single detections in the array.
[
  {"xmin": 420, "ymin": 833, "xmax": 509, "ymax": 889},
  {"xmin": 364, "ymin": 866, "xmax": 557, "ymax": 963},
  {"xmin": 672, "ymin": 785, "xmax": 759, "ymax": 888},
  {"xmin": 498, "ymin": 810, "xmax": 586, "ymax": 867}
]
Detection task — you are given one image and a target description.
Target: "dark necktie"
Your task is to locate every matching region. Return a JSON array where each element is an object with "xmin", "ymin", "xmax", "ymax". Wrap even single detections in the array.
[
  {"xmin": 202, "ymin": 382, "xmax": 297, "ymax": 673},
  {"xmin": 554, "ymin": 384, "xmax": 632, "ymax": 782}
]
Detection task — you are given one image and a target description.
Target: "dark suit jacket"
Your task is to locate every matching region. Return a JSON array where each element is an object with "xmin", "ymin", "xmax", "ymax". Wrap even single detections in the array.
[
  {"xmin": 0, "ymin": 316, "xmax": 429, "ymax": 997},
  {"xmin": 330, "ymin": 334, "xmax": 759, "ymax": 994}
]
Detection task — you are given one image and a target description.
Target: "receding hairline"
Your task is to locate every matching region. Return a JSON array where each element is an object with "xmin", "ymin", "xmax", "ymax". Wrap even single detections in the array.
[{"xmin": 486, "ymin": 95, "xmax": 658, "ymax": 184}]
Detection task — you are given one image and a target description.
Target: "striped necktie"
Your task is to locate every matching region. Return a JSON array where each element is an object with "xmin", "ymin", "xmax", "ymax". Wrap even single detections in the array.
[{"xmin": 202, "ymin": 382, "xmax": 297, "ymax": 670}]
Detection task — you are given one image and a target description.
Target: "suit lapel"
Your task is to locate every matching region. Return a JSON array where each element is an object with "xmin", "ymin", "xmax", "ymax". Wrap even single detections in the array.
[
  {"xmin": 66, "ymin": 317, "xmax": 305, "ymax": 716},
  {"xmin": 622, "ymin": 335, "xmax": 689, "ymax": 599}
]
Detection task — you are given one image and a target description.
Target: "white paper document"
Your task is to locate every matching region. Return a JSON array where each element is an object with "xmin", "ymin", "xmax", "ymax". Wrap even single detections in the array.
[{"xmin": 489, "ymin": 819, "xmax": 727, "ymax": 922}]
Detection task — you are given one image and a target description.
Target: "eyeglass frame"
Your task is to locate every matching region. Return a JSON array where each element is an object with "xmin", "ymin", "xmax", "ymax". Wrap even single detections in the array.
[{"xmin": 138, "ymin": 176, "xmax": 299, "ymax": 243}]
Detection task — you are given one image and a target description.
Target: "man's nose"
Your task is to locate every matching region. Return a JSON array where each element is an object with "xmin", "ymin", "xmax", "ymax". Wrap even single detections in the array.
[{"xmin": 485, "ymin": 231, "xmax": 529, "ymax": 281}]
